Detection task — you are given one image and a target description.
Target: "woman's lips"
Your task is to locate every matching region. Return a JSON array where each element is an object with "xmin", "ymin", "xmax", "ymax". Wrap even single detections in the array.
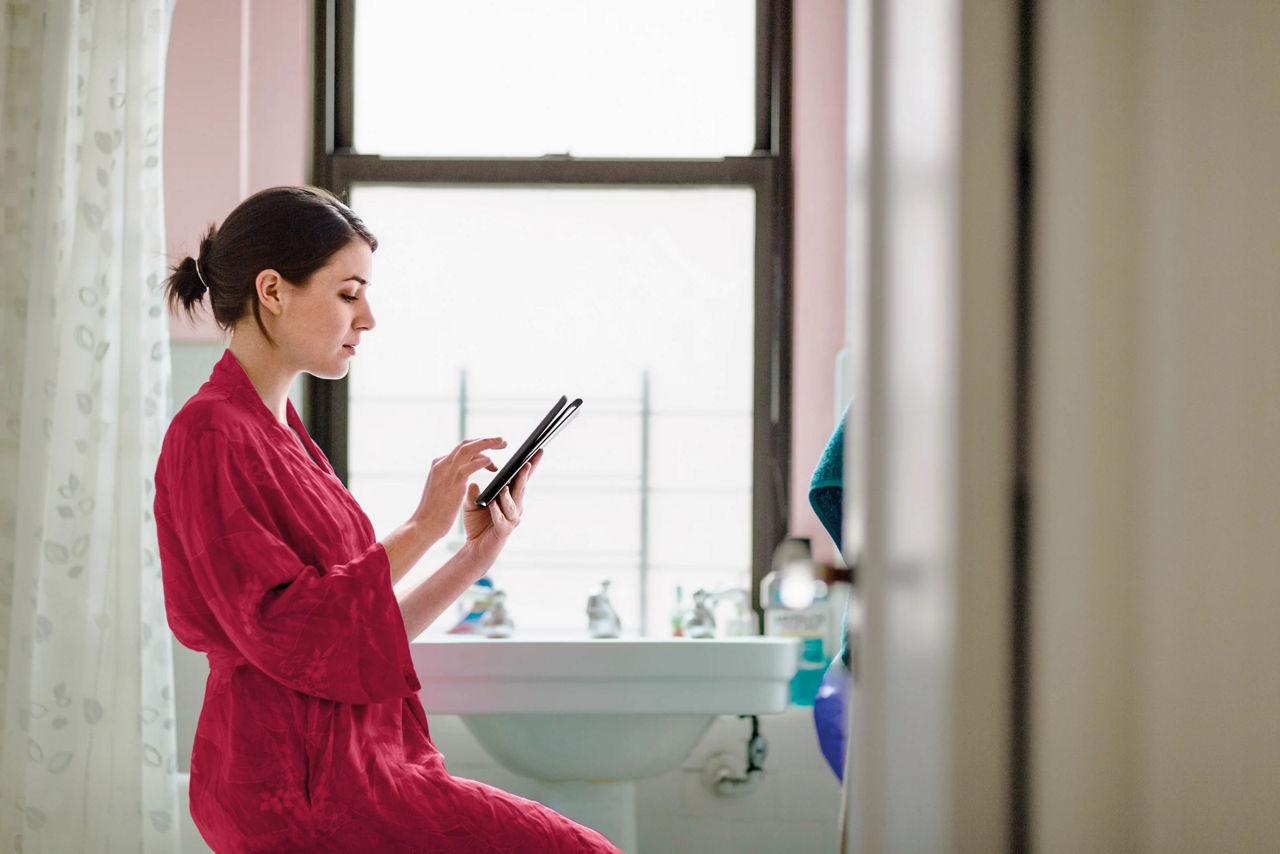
[{"xmin": 343, "ymin": 344, "xmax": 356, "ymax": 355}]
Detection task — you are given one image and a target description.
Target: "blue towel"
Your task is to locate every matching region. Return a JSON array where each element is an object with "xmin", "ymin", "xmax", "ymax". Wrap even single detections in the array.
[
  {"xmin": 808, "ymin": 407, "xmax": 846, "ymax": 553},
  {"xmin": 809, "ymin": 402, "xmax": 851, "ymax": 670}
]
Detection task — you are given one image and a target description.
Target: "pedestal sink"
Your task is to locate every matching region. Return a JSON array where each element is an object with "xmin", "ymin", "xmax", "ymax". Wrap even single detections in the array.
[{"xmin": 409, "ymin": 636, "xmax": 800, "ymax": 851}]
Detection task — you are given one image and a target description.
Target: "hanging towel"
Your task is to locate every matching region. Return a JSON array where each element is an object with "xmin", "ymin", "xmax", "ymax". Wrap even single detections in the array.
[
  {"xmin": 809, "ymin": 402, "xmax": 851, "ymax": 670},
  {"xmin": 809, "ymin": 405, "xmax": 846, "ymax": 553}
]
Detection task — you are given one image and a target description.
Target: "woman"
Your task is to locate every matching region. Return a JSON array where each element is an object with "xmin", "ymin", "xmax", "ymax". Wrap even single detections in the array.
[{"xmin": 155, "ymin": 186, "xmax": 619, "ymax": 853}]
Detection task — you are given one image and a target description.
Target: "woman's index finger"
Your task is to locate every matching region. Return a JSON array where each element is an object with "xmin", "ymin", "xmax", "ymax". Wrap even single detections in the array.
[{"xmin": 460, "ymin": 436, "xmax": 507, "ymax": 453}]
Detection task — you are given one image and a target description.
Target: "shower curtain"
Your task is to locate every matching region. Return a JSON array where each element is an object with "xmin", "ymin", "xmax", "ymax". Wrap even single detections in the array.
[{"xmin": 0, "ymin": 1, "xmax": 179, "ymax": 851}]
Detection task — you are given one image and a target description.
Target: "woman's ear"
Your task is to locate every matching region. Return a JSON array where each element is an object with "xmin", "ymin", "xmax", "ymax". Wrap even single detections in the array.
[{"xmin": 256, "ymin": 269, "xmax": 285, "ymax": 317}]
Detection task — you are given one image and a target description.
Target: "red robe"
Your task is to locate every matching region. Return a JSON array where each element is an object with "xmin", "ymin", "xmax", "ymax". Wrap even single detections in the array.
[{"xmin": 155, "ymin": 350, "xmax": 619, "ymax": 853}]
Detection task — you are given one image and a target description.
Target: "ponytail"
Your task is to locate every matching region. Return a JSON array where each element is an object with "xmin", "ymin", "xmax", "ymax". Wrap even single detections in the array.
[{"xmin": 165, "ymin": 225, "xmax": 218, "ymax": 318}]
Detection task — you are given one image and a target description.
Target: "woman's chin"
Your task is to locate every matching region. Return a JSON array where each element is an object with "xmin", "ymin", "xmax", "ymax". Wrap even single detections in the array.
[{"xmin": 307, "ymin": 361, "xmax": 351, "ymax": 381}]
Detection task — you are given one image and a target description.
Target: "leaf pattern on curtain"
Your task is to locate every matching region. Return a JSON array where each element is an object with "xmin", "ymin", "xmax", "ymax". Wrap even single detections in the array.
[{"xmin": 0, "ymin": 1, "xmax": 179, "ymax": 852}]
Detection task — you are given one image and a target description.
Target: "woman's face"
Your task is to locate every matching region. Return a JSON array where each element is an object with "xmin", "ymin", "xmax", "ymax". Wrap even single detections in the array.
[{"xmin": 273, "ymin": 239, "xmax": 376, "ymax": 379}]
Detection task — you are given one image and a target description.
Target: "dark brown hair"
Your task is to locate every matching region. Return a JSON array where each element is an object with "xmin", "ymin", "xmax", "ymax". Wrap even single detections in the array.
[{"xmin": 166, "ymin": 186, "xmax": 377, "ymax": 340}]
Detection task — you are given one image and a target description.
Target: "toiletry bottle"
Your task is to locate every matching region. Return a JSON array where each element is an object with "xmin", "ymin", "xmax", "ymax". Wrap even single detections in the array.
[
  {"xmin": 718, "ymin": 589, "xmax": 755, "ymax": 636},
  {"xmin": 671, "ymin": 585, "xmax": 685, "ymax": 637},
  {"xmin": 761, "ymin": 538, "xmax": 830, "ymax": 706},
  {"xmin": 448, "ymin": 576, "xmax": 493, "ymax": 635},
  {"xmin": 480, "ymin": 589, "xmax": 514, "ymax": 638}
]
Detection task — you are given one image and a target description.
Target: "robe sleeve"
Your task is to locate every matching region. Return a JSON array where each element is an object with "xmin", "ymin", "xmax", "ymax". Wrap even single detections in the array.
[{"xmin": 168, "ymin": 426, "xmax": 420, "ymax": 704}]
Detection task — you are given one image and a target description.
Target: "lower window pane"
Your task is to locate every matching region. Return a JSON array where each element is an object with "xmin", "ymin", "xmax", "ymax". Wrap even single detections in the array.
[{"xmin": 346, "ymin": 184, "xmax": 755, "ymax": 636}]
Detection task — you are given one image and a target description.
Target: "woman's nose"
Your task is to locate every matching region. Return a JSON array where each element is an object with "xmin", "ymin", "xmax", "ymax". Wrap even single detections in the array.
[{"xmin": 358, "ymin": 302, "xmax": 376, "ymax": 331}]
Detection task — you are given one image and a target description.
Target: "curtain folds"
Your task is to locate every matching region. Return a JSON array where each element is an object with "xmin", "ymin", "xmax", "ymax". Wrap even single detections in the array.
[{"xmin": 0, "ymin": 1, "xmax": 179, "ymax": 851}]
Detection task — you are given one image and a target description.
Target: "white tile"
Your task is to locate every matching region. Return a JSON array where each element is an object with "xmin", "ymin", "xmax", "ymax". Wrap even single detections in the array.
[
  {"xmin": 635, "ymin": 814, "xmax": 681, "ymax": 854},
  {"xmin": 641, "ymin": 819, "xmax": 736, "ymax": 854},
  {"xmin": 636, "ymin": 766, "xmax": 681, "ymax": 820},
  {"xmin": 426, "ymin": 714, "xmax": 498, "ymax": 765},
  {"xmin": 641, "ymin": 818, "xmax": 838, "ymax": 854},
  {"xmin": 677, "ymin": 764, "xmax": 779, "ymax": 822},
  {"xmin": 774, "ymin": 819, "xmax": 842, "ymax": 853},
  {"xmin": 774, "ymin": 769, "xmax": 843, "ymax": 823}
]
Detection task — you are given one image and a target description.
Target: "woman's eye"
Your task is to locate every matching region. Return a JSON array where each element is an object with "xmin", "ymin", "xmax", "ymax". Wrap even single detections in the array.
[{"xmin": 341, "ymin": 294, "xmax": 359, "ymax": 303}]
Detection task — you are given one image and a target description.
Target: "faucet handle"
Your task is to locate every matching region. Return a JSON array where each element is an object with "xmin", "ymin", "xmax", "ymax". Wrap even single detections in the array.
[
  {"xmin": 683, "ymin": 589, "xmax": 718, "ymax": 639},
  {"xmin": 587, "ymin": 579, "xmax": 621, "ymax": 638}
]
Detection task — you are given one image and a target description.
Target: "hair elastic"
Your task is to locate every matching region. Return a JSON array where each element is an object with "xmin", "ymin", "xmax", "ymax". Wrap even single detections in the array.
[{"xmin": 194, "ymin": 257, "xmax": 209, "ymax": 295}]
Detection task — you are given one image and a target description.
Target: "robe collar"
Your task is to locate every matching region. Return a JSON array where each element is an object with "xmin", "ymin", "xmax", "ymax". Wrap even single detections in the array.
[{"xmin": 208, "ymin": 349, "xmax": 335, "ymax": 475}]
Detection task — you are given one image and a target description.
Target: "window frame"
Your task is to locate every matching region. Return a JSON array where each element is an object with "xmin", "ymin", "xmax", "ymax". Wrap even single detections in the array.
[{"xmin": 309, "ymin": 0, "xmax": 793, "ymax": 618}]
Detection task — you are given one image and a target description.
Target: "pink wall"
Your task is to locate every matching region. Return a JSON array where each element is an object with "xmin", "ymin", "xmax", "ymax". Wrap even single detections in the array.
[
  {"xmin": 790, "ymin": 0, "xmax": 848, "ymax": 565},
  {"xmin": 162, "ymin": 2, "xmax": 848, "ymax": 558},
  {"xmin": 164, "ymin": 0, "xmax": 311, "ymax": 340}
]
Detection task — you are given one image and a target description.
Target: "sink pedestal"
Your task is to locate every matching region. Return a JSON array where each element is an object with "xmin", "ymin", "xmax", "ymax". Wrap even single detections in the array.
[{"xmin": 532, "ymin": 780, "xmax": 636, "ymax": 853}]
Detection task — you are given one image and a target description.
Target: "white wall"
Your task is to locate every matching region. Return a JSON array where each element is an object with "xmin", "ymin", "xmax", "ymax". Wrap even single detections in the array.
[{"xmin": 1033, "ymin": 2, "xmax": 1280, "ymax": 851}]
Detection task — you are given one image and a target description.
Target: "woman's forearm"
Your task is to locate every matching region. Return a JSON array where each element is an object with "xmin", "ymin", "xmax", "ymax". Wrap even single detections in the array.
[
  {"xmin": 395, "ymin": 542, "xmax": 494, "ymax": 640},
  {"xmin": 380, "ymin": 519, "xmax": 439, "ymax": 586}
]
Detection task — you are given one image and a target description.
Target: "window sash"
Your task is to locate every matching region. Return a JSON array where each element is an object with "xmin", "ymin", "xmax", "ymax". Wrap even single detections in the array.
[{"xmin": 309, "ymin": 0, "xmax": 792, "ymax": 618}]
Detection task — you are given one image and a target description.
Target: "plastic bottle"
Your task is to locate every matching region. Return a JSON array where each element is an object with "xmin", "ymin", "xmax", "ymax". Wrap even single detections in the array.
[
  {"xmin": 761, "ymin": 538, "xmax": 830, "ymax": 706},
  {"xmin": 448, "ymin": 576, "xmax": 494, "ymax": 634},
  {"xmin": 480, "ymin": 589, "xmax": 514, "ymax": 638},
  {"xmin": 718, "ymin": 590, "xmax": 756, "ymax": 637},
  {"xmin": 671, "ymin": 585, "xmax": 685, "ymax": 637}
]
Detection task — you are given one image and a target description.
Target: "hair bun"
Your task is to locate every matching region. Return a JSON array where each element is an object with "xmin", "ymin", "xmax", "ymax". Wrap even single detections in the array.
[{"xmin": 164, "ymin": 255, "xmax": 207, "ymax": 313}]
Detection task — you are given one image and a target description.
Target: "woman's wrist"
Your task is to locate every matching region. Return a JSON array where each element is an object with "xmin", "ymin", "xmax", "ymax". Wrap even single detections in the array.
[
  {"xmin": 407, "ymin": 509, "xmax": 450, "ymax": 549},
  {"xmin": 452, "ymin": 538, "xmax": 498, "ymax": 580},
  {"xmin": 395, "ymin": 539, "xmax": 497, "ymax": 638}
]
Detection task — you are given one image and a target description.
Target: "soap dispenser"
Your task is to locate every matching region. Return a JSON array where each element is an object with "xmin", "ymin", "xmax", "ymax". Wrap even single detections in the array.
[
  {"xmin": 586, "ymin": 580, "xmax": 621, "ymax": 638},
  {"xmin": 762, "ymin": 538, "xmax": 830, "ymax": 706}
]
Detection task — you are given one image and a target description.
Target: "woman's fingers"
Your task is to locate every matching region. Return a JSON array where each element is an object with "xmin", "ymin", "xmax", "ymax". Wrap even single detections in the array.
[
  {"xmin": 463, "ymin": 454, "xmax": 495, "ymax": 474},
  {"xmin": 456, "ymin": 436, "xmax": 506, "ymax": 457},
  {"xmin": 498, "ymin": 487, "xmax": 521, "ymax": 523},
  {"xmin": 509, "ymin": 449, "xmax": 543, "ymax": 503}
]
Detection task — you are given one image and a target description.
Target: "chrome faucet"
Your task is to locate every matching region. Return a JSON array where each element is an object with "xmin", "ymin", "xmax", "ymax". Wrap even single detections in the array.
[
  {"xmin": 481, "ymin": 589, "xmax": 514, "ymax": 638},
  {"xmin": 587, "ymin": 580, "xmax": 621, "ymax": 638},
  {"xmin": 683, "ymin": 589, "xmax": 717, "ymax": 638}
]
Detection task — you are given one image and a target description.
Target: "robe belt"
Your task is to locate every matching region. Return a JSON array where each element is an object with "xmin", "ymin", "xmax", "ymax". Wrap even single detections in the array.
[{"xmin": 207, "ymin": 650, "xmax": 249, "ymax": 669}]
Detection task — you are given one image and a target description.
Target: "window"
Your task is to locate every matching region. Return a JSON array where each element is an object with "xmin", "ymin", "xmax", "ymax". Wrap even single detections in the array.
[{"xmin": 311, "ymin": 0, "xmax": 792, "ymax": 637}]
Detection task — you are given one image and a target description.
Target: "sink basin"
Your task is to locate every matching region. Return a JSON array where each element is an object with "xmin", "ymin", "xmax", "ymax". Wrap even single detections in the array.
[
  {"xmin": 411, "ymin": 636, "xmax": 800, "ymax": 780},
  {"xmin": 409, "ymin": 636, "xmax": 800, "ymax": 849},
  {"xmin": 410, "ymin": 636, "xmax": 800, "ymax": 715}
]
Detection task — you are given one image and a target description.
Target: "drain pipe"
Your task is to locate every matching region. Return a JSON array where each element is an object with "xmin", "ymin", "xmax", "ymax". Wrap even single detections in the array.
[{"xmin": 704, "ymin": 715, "xmax": 768, "ymax": 797}]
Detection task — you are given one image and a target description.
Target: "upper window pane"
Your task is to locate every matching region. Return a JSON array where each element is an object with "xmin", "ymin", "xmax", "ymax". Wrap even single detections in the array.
[{"xmin": 353, "ymin": 1, "xmax": 757, "ymax": 158}]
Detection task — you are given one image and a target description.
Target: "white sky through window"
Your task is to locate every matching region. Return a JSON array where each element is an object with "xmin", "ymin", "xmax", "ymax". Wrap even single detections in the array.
[
  {"xmin": 354, "ymin": 0, "xmax": 756, "ymax": 158},
  {"xmin": 346, "ymin": 185, "xmax": 756, "ymax": 636}
]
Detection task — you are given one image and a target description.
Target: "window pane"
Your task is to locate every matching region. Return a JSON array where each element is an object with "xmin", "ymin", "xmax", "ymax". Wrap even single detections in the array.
[
  {"xmin": 354, "ymin": 0, "xmax": 756, "ymax": 158},
  {"xmin": 346, "ymin": 184, "xmax": 755, "ymax": 636}
]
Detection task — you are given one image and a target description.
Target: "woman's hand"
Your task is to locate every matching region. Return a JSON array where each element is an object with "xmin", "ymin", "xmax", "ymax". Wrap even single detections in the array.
[
  {"xmin": 411, "ymin": 437, "xmax": 507, "ymax": 546},
  {"xmin": 462, "ymin": 448, "xmax": 543, "ymax": 565}
]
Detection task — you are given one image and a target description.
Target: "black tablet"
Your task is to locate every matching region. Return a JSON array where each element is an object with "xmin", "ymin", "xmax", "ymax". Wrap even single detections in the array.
[{"xmin": 475, "ymin": 395, "xmax": 582, "ymax": 507}]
